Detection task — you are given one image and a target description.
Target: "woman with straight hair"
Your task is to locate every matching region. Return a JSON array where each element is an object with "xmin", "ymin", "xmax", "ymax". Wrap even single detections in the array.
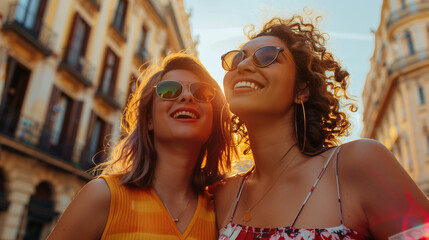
[
  {"xmin": 48, "ymin": 52, "xmax": 235, "ymax": 240},
  {"xmin": 215, "ymin": 16, "xmax": 429, "ymax": 239}
]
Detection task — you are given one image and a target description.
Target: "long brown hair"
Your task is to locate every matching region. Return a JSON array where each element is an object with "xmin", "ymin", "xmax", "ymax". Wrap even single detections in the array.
[
  {"xmin": 233, "ymin": 16, "xmax": 358, "ymax": 155},
  {"xmin": 97, "ymin": 53, "xmax": 234, "ymax": 192}
]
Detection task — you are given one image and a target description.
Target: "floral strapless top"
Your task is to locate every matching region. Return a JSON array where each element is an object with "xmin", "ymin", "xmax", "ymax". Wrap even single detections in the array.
[{"xmin": 219, "ymin": 222, "xmax": 369, "ymax": 240}]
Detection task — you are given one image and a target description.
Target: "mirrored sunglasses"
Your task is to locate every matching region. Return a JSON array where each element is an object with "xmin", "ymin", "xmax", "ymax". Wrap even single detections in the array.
[
  {"xmin": 154, "ymin": 80, "xmax": 216, "ymax": 103},
  {"xmin": 221, "ymin": 46, "xmax": 284, "ymax": 71}
]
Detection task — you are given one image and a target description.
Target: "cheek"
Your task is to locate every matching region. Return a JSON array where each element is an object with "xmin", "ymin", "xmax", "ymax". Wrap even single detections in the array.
[{"xmin": 223, "ymin": 73, "xmax": 234, "ymax": 101}]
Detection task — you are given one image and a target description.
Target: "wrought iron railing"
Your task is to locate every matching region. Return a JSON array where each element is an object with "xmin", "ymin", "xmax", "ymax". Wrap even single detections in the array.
[
  {"xmin": 3, "ymin": 3, "xmax": 57, "ymax": 55},
  {"xmin": 0, "ymin": 112, "xmax": 98, "ymax": 171},
  {"xmin": 388, "ymin": 48, "xmax": 429, "ymax": 75},
  {"xmin": 58, "ymin": 46, "xmax": 96, "ymax": 87},
  {"xmin": 95, "ymin": 86, "xmax": 126, "ymax": 110},
  {"xmin": 387, "ymin": 1, "xmax": 429, "ymax": 28}
]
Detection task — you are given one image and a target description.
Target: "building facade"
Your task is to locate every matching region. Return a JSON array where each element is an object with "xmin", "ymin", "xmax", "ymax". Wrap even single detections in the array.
[
  {"xmin": 0, "ymin": 0, "xmax": 196, "ymax": 239},
  {"xmin": 362, "ymin": 0, "xmax": 429, "ymax": 196}
]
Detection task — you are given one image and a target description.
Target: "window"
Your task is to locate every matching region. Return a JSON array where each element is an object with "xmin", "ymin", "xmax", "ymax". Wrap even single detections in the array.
[
  {"xmin": 42, "ymin": 86, "xmax": 83, "ymax": 161},
  {"xmin": 15, "ymin": 0, "xmax": 47, "ymax": 34},
  {"xmin": 83, "ymin": 113, "xmax": 112, "ymax": 168},
  {"xmin": 404, "ymin": 31, "xmax": 414, "ymax": 55},
  {"xmin": 418, "ymin": 86, "xmax": 425, "ymax": 105},
  {"xmin": 99, "ymin": 48, "xmax": 119, "ymax": 96},
  {"xmin": 49, "ymin": 94, "xmax": 71, "ymax": 145},
  {"xmin": 136, "ymin": 25, "xmax": 149, "ymax": 61},
  {"xmin": 65, "ymin": 14, "xmax": 90, "ymax": 71},
  {"xmin": 88, "ymin": 116, "xmax": 104, "ymax": 164},
  {"xmin": 0, "ymin": 57, "xmax": 30, "ymax": 135},
  {"xmin": 112, "ymin": 0, "xmax": 127, "ymax": 33}
]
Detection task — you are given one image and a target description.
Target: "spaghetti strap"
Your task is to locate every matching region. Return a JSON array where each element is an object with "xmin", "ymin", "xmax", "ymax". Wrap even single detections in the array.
[
  {"xmin": 227, "ymin": 172, "xmax": 251, "ymax": 222},
  {"xmin": 290, "ymin": 146, "xmax": 341, "ymax": 227},
  {"xmin": 335, "ymin": 146, "xmax": 345, "ymax": 225}
]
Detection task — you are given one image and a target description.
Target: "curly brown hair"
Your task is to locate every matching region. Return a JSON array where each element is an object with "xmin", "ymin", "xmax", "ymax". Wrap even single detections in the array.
[
  {"xmin": 233, "ymin": 16, "xmax": 358, "ymax": 155},
  {"xmin": 95, "ymin": 53, "xmax": 235, "ymax": 192}
]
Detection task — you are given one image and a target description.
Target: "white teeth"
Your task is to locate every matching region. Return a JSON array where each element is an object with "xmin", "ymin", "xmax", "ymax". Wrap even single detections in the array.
[
  {"xmin": 173, "ymin": 111, "xmax": 197, "ymax": 119},
  {"xmin": 234, "ymin": 81, "xmax": 261, "ymax": 90}
]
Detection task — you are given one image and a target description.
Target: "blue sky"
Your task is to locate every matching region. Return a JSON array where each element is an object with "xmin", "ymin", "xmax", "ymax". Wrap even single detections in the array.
[{"xmin": 183, "ymin": 0, "xmax": 383, "ymax": 141}]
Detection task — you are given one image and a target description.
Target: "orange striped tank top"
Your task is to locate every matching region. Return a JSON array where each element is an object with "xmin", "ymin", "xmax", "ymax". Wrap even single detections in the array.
[{"xmin": 100, "ymin": 175, "xmax": 216, "ymax": 240}]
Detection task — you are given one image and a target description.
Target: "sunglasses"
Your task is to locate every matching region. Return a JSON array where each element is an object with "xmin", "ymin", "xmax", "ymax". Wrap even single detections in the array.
[
  {"xmin": 154, "ymin": 80, "xmax": 216, "ymax": 103},
  {"xmin": 221, "ymin": 46, "xmax": 284, "ymax": 71}
]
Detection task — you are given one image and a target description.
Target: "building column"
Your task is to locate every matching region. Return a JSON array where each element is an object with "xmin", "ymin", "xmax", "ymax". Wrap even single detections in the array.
[{"xmin": 0, "ymin": 177, "xmax": 33, "ymax": 240}]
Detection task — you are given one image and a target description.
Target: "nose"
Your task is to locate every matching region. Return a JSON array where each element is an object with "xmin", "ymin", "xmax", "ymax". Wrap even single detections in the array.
[
  {"xmin": 237, "ymin": 55, "xmax": 256, "ymax": 73},
  {"xmin": 178, "ymin": 85, "xmax": 194, "ymax": 103}
]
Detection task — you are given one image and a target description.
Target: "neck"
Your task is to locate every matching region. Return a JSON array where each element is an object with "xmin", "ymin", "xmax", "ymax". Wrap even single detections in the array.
[
  {"xmin": 244, "ymin": 113, "xmax": 301, "ymax": 178},
  {"xmin": 153, "ymin": 140, "xmax": 202, "ymax": 197}
]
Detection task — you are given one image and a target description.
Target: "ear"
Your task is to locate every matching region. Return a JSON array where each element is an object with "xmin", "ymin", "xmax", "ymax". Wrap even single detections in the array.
[{"xmin": 294, "ymin": 82, "xmax": 310, "ymax": 104}]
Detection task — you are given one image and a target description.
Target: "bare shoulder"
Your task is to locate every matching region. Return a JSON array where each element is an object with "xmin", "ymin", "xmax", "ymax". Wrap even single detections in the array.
[
  {"xmin": 338, "ymin": 139, "xmax": 429, "ymax": 239},
  {"xmin": 339, "ymin": 138, "xmax": 392, "ymax": 165},
  {"xmin": 47, "ymin": 178, "xmax": 111, "ymax": 240},
  {"xmin": 214, "ymin": 174, "xmax": 246, "ymax": 229}
]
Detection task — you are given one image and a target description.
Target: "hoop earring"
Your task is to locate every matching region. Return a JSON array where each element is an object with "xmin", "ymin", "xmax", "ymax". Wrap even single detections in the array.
[
  {"xmin": 220, "ymin": 102, "xmax": 230, "ymax": 144},
  {"xmin": 294, "ymin": 100, "xmax": 306, "ymax": 152}
]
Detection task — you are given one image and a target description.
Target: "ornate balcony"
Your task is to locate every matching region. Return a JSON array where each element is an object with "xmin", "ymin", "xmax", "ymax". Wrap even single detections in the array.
[
  {"xmin": 95, "ymin": 87, "xmax": 126, "ymax": 110},
  {"xmin": 387, "ymin": 1, "xmax": 429, "ymax": 28},
  {"xmin": 388, "ymin": 48, "xmax": 429, "ymax": 75},
  {"xmin": 0, "ymin": 112, "xmax": 96, "ymax": 172},
  {"xmin": 58, "ymin": 47, "xmax": 96, "ymax": 87},
  {"xmin": 2, "ymin": 3, "xmax": 56, "ymax": 56}
]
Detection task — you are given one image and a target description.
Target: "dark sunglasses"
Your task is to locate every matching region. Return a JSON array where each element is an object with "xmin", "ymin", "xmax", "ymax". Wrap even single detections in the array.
[
  {"xmin": 154, "ymin": 80, "xmax": 216, "ymax": 103},
  {"xmin": 221, "ymin": 46, "xmax": 284, "ymax": 71}
]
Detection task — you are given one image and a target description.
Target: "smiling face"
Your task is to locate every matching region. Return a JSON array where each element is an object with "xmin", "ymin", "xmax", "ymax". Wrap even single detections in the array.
[
  {"xmin": 223, "ymin": 36, "xmax": 297, "ymax": 120},
  {"xmin": 151, "ymin": 69, "xmax": 214, "ymax": 146}
]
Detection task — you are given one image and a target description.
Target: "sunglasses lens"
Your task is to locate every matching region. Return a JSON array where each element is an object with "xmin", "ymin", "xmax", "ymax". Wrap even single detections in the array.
[
  {"xmin": 190, "ymin": 83, "xmax": 215, "ymax": 102},
  {"xmin": 156, "ymin": 81, "xmax": 182, "ymax": 99},
  {"xmin": 254, "ymin": 46, "xmax": 280, "ymax": 67},
  {"xmin": 222, "ymin": 50, "xmax": 243, "ymax": 70}
]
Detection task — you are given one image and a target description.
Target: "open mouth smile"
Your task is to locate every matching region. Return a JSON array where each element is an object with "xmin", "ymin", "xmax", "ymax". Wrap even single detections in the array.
[
  {"xmin": 233, "ymin": 81, "xmax": 263, "ymax": 90},
  {"xmin": 171, "ymin": 110, "xmax": 199, "ymax": 119}
]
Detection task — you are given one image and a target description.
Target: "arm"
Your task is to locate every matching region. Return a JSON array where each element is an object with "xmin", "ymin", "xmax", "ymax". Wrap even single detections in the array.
[
  {"xmin": 343, "ymin": 139, "xmax": 429, "ymax": 239},
  {"xmin": 47, "ymin": 178, "xmax": 110, "ymax": 240}
]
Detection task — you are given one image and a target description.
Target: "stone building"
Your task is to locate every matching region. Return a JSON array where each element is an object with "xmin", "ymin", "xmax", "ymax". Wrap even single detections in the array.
[
  {"xmin": 0, "ymin": 0, "xmax": 196, "ymax": 239},
  {"xmin": 362, "ymin": 0, "xmax": 429, "ymax": 195}
]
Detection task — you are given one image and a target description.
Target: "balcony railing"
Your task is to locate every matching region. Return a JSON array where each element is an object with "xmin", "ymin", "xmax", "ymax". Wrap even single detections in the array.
[
  {"xmin": 2, "ymin": 3, "xmax": 56, "ymax": 56},
  {"xmin": 0, "ymin": 112, "xmax": 99, "ymax": 171},
  {"xmin": 388, "ymin": 48, "xmax": 429, "ymax": 75},
  {"xmin": 387, "ymin": 1, "xmax": 429, "ymax": 28},
  {"xmin": 58, "ymin": 47, "xmax": 96, "ymax": 87},
  {"xmin": 95, "ymin": 87, "xmax": 126, "ymax": 110}
]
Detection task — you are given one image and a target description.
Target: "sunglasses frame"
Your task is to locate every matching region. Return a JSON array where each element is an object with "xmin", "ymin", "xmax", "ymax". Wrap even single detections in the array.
[
  {"xmin": 221, "ymin": 46, "xmax": 284, "ymax": 71},
  {"xmin": 153, "ymin": 80, "xmax": 216, "ymax": 103}
]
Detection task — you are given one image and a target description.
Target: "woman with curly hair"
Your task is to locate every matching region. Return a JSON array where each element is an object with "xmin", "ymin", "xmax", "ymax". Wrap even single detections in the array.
[
  {"xmin": 48, "ymin": 53, "xmax": 235, "ymax": 239},
  {"xmin": 215, "ymin": 16, "xmax": 429, "ymax": 239}
]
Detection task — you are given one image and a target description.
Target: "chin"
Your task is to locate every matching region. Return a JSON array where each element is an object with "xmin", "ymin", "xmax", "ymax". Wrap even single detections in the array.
[{"xmin": 228, "ymin": 98, "xmax": 255, "ymax": 116}]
